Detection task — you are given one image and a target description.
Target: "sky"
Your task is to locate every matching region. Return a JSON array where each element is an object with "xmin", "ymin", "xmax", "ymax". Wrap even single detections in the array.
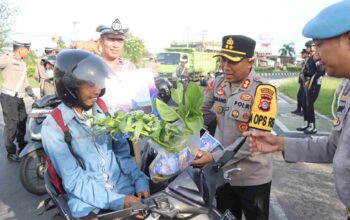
[{"xmin": 9, "ymin": 0, "xmax": 342, "ymax": 55}]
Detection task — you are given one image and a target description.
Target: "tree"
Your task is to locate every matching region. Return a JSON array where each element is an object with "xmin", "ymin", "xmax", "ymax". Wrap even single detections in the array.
[
  {"xmin": 279, "ymin": 43, "xmax": 295, "ymax": 65},
  {"xmin": 122, "ymin": 33, "xmax": 147, "ymax": 67},
  {"xmin": 52, "ymin": 35, "xmax": 66, "ymax": 50},
  {"xmin": 0, "ymin": 0, "xmax": 19, "ymax": 53}
]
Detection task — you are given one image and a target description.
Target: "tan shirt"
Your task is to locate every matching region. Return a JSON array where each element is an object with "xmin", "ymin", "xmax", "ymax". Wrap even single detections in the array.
[
  {"xmin": 0, "ymin": 53, "xmax": 29, "ymax": 93},
  {"xmin": 202, "ymin": 69, "xmax": 272, "ymax": 186},
  {"xmin": 34, "ymin": 60, "xmax": 47, "ymax": 81},
  {"xmin": 108, "ymin": 58, "xmax": 136, "ymax": 73}
]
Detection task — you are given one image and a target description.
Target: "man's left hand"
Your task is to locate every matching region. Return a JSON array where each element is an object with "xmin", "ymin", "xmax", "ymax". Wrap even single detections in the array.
[
  {"xmin": 191, "ymin": 150, "xmax": 214, "ymax": 167},
  {"xmin": 137, "ymin": 191, "xmax": 150, "ymax": 199}
]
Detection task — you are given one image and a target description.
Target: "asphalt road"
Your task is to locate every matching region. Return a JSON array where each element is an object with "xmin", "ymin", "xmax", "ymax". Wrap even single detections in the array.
[{"xmin": 0, "ymin": 101, "xmax": 55, "ymax": 220}]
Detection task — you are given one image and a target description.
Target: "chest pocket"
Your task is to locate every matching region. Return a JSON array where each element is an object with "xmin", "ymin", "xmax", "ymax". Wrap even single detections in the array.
[{"xmin": 227, "ymin": 93, "xmax": 253, "ymax": 122}]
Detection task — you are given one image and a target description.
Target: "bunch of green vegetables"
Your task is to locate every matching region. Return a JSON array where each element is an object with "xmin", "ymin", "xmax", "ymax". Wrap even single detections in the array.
[{"xmin": 92, "ymin": 82, "xmax": 204, "ymax": 153}]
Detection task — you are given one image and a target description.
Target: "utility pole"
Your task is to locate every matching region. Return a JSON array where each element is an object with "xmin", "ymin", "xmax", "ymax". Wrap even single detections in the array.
[
  {"xmin": 186, "ymin": 26, "xmax": 190, "ymax": 48},
  {"xmin": 200, "ymin": 29, "xmax": 207, "ymax": 44},
  {"xmin": 71, "ymin": 21, "xmax": 79, "ymax": 42}
]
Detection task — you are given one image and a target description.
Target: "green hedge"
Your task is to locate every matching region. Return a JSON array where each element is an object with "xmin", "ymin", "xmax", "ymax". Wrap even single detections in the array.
[{"xmin": 278, "ymin": 76, "xmax": 342, "ymax": 118}]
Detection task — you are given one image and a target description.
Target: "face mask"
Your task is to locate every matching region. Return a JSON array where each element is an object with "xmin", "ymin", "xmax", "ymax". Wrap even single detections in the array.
[{"xmin": 46, "ymin": 70, "xmax": 54, "ymax": 79}]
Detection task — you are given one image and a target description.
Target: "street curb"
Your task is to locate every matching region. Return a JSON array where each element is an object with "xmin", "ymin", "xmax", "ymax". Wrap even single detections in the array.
[
  {"xmin": 277, "ymin": 92, "xmax": 333, "ymax": 123},
  {"xmin": 258, "ymin": 72, "xmax": 299, "ymax": 77}
]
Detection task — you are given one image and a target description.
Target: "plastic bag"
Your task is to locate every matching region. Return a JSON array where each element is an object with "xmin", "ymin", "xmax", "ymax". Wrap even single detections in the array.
[
  {"xmin": 148, "ymin": 132, "xmax": 200, "ymax": 182},
  {"xmin": 148, "ymin": 131, "xmax": 223, "ymax": 182}
]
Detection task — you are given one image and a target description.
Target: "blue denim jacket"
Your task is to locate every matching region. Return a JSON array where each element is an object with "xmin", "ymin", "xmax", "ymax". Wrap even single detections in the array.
[{"xmin": 42, "ymin": 103, "xmax": 149, "ymax": 218}]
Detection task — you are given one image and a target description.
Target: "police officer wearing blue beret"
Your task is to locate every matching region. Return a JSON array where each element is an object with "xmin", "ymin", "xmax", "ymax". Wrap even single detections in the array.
[
  {"xmin": 245, "ymin": 1, "xmax": 350, "ymax": 218},
  {"xmin": 0, "ymin": 39, "xmax": 37, "ymax": 162}
]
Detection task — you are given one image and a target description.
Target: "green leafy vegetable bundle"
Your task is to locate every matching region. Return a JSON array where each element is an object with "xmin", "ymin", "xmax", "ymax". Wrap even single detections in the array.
[{"xmin": 92, "ymin": 82, "xmax": 204, "ymax": 153}]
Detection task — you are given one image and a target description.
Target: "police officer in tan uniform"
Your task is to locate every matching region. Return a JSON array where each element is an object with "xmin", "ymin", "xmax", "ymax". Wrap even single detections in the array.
[
  {"xmin": 245, "ymin": 1, "xmax": 350, "ymax": 219},
  {"xmin": 96, "ymin": 23, "xmax": 136, "ymax": 73},
  {"xmin": 192, "ymin": 35, "xmax": 273, "ymax": 220},
  {"xmin": 34, "ymin": 43, "xmax": 58, "ymax": 97},
  {"xmin": 0, "ymin": 39, "xmax": 37, "ymax": 162}
]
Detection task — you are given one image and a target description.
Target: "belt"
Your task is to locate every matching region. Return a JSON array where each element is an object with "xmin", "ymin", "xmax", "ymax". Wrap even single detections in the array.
[{"xmin": 1, "ymin": 89, "xmax": 26, "ymax": 98}]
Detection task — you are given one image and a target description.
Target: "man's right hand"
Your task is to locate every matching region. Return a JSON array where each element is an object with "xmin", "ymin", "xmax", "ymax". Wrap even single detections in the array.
[
  {"xmin": 124, "ymin": 195, "xmax": 141, "ymax": 208},
  {"xmin": 243, "ymin": 131, "xmax": 284, "ymax": 153}
]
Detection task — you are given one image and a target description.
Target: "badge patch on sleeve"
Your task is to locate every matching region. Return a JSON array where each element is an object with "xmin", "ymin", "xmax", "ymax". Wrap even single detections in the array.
[
  {"xmin": 238, "ymin": 122, "xmax": 248, "ymax": 132},
  {"xmin": 248, "ymin": 84, "xmax": 277, "ymax": 131}
]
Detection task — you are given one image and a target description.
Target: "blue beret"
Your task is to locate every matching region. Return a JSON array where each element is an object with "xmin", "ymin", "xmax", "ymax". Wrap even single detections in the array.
[{"xmin": 302, "ymin": 1, "xmax": 350, "ymax": 39}]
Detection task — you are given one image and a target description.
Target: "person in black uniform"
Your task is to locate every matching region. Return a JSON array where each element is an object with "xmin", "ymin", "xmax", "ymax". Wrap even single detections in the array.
[
  {"xmin": 296, "ymin": 40, "xmax": 325, "ymax": 134},
  {"xmin": 291, "ymin": 48, "xmax": 308, "ymax": 115}
]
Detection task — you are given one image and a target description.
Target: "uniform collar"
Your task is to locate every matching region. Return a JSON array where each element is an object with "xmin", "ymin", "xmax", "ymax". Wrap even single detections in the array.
[{"xmin": 58, "ymin": 102, "xmax": 106, "ymax": 126}]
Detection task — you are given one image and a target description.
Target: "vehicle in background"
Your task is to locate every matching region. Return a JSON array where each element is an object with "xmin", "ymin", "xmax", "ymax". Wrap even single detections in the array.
[{"xmin": 157, "ymin": 47, "xmax": 217, "ymax": 84}]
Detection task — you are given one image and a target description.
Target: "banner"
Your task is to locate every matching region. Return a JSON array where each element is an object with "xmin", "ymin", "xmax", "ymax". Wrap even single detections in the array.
[{"xmin": 103, "ymin": 68, "xmax": 157, "ymax": 113}]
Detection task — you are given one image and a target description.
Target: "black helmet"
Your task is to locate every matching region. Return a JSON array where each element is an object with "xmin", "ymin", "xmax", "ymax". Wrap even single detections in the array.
[
  {"xmin": 305, "ymin": 40, "xmax": 315, "ymax": 47},
  {"xmin": 155, "ymin": 78, "xmax": 173, "ymax": 103},
  {"xmin": 54, "ymin": 49, "xmax": 112, "ymax": 107}
]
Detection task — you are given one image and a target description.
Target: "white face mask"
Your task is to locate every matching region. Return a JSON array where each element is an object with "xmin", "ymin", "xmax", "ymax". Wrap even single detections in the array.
[{"xmin": 46, "ymin": 70, "xmax": 54, "ymax": 79}]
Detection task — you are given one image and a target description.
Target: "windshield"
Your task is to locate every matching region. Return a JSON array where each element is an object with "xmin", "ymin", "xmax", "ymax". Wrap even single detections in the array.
[{"xmin": 157, "ymin": 53, "xmax": 180, "ymax": 65}]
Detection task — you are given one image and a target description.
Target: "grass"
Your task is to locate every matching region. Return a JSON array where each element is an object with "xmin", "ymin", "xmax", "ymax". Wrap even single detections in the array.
[{"xmin": 278, "ymin": 76, "xmax": 343, "ymax": 118}]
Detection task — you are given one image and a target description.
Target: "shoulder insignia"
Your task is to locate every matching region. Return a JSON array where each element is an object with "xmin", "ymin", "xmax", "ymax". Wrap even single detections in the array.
[
  {"xmin": 204, "ymin": 81, "xmax": 214, "ymax": 94},
  {"xmin": 216, "ymin": 88, "xmax": 225, "ymax": 96},
  {"xmin": 241, "ymin": 79, "xmax": 251, "ymax": 89}
]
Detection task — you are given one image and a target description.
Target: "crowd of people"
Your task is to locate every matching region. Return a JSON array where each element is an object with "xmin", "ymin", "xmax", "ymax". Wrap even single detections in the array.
[{"xmin": 1, "ymin": 0, "xmax": 350, "ymax": 219}]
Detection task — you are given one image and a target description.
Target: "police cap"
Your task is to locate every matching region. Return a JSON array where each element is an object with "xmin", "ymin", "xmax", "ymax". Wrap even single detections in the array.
[
  {"xmin": 305, "ymin": 40, "xmax": 315, "ymax": 47},
  {"xmin": 96, "ymin": 24, "xmax": 128, "ymax": 40},
  {"xmin": 302, "ymin": 0, "xmax": 350, "ymax": 39},
  {"xmin": 214, "ymin": 35, "xmax": 256, "ymax": 62},
  {"xmin": 13, "ymin": 37, "xmax": 31, "ymax": 49}
]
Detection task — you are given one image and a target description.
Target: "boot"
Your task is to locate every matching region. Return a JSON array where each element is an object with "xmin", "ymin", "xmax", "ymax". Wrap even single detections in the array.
[
  {"xmin": 304, "ymin": 123, "xmax": 317, "ymax": 134},
  {"xmin": 296, "ymin": 121, "xmax": 309, "ymax": 131},
  {"xmin": 291, "ymin": 109, "xmax": 302, "ymax": 115}
]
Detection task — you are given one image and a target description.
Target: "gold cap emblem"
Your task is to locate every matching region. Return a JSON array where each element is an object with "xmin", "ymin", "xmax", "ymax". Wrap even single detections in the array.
[{"xmin": 225, "ymin": 37, "xmax": 234, "ymax": 50}]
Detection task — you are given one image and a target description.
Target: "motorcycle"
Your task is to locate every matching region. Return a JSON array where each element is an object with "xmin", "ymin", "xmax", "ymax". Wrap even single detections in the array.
[
  {"xmin": 43, "ymin": 133, "xmax": 245, "ymax": 220},
  {"xmin": 19, "ymin": 95, "xmax": 61, "ymax": 195},
  {"xmin": 44, "ymin": 164, "xmax": 236, "ymax": 220}
]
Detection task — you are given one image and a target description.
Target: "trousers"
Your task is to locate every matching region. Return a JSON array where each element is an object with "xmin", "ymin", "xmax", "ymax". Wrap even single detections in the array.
[
  {"xmin": 216, "ymin": 181, "xmax": 271, "ymax": 220},
  {"xmin": 0, "ymin": 93, "xmax": 27, "ymax": 154}
]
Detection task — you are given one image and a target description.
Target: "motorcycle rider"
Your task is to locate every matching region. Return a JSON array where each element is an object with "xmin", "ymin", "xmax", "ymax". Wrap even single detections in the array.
[{"xmin": 41, "ymin": 50, "xmax": 149, "ymax": 219}]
